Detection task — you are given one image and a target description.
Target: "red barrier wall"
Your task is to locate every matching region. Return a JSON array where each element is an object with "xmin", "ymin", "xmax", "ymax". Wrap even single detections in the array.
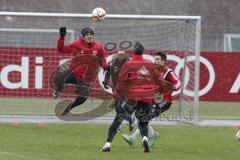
[{"xmin": 0, "ymin": 47, "xmax": 239, "ymax": 101}]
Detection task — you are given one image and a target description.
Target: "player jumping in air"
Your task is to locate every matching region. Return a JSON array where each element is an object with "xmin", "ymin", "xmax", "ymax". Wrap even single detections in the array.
[
  {"xmin": 55, "ymin": 27, "xmax": 107, "ymax": 115},
  {"xmin": 122, "ymin": 51, "xmax": 181, "ymax": 147}
]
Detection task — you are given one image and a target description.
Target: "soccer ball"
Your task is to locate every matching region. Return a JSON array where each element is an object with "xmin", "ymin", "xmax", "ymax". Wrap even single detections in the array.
[
  {"xmin": 92, "ymin": 7, "xmax": 106, "ymax": 21},
  {"xmin": 236, "ymin": 130, "xmax": 240, "ymax": 140}
]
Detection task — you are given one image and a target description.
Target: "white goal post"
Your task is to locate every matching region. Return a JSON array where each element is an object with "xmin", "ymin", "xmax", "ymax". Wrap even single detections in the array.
[
  {"xmin": 0, "ymin": 12, "xmax": 201, "ymax": 122},
  {"xmin": 224, "ymin": 34, "xmax": 240, "ymax": 52}
]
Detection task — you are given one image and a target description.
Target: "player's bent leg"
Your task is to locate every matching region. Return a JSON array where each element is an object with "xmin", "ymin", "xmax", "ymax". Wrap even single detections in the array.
[
  {"xmin": 122, "ymin": 124, "xmax": 159, "ymax": 147},
  {"xmin": 51, "ymin": 61, "xmax": 71, "ymax": 99},
  {"xmin": 61, "ymin": 75, "xmax": 90, "ymax": 116},
  {"xmin": 122, "ymin": 128, "xmax": 140, "ymax": 145},
  {"xmin": 70, "ymin": 96, "xmax": 88, "ymax": 109},
  {"xmin": 122, "ymin": 134, "xmax": 134, "ymax": 145},
  {"xmin": 52, "ymin": 77, "xmax": 66, "ymax": 99},
  {"xmin": 147, "ymin": 124, "xmax": 159, "ymax": 147},
  {"xmin": 61, "ymin": 96, "xmax": 88, "ymax": 116},
  {"xmin": 60, "ymin": 102, "xmax": 72, "ymax": 116},
  {"xmin": 148, "ymin": 131, "xmax": 159, "ymax": 147}
]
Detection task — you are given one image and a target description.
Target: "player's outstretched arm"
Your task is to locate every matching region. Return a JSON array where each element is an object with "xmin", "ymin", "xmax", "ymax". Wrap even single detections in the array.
[{"xmin": 57, "ymin": 27, "xmax": 76, "ymax": 54}]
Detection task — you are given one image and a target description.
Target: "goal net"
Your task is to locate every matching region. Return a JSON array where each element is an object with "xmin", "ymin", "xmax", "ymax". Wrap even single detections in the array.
[
  {"xmin": 224, "ymin": 34, "xmax": 240, "ymax": 52},
  {"xmin": 0, "ymin": 12, "xmax": 201, "ymax": 122}
]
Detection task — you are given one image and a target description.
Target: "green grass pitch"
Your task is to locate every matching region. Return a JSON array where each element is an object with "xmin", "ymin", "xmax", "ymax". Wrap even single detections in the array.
[
  {"xmin": 0, "ymin": 123, "xmax": 239, "ymax": 160},
  {"xmin": 0, "ymin": 98, "xmax": 240, "ymax": 119}
]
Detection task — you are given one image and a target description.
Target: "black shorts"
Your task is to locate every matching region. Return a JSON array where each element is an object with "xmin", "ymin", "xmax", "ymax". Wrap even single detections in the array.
[{"xmin": 64, "ymin": 72, "xmax": 90, "ymax": 97}]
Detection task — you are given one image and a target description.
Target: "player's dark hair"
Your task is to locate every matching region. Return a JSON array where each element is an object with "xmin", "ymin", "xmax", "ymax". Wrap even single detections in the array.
[
  {"xmin": 156, "ymin": 51, "xmax": 167, "ymax": 61},
  {"xmin": 133, "ymin": 42, "xmax": 144, "ymax": 55},
  {"xmin": 81, "ymin": 27, "xmax": 94, "ymax": 37}
]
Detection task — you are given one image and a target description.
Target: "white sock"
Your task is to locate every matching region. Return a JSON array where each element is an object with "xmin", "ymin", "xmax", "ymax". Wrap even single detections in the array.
[
  {"xmin": 130, "ymin": 128, "xmax": 140, "ymax": 141},
  {"xmin": 103, "ymin": 142, "xmax": 111, "ymax": 148},
  {"xmin": 142, "ymin": 136, "xmax": 148, "ymax": 142},
  {"xmin": 148, "ymin": 124, "xmax": 155, "ymax": 137}
]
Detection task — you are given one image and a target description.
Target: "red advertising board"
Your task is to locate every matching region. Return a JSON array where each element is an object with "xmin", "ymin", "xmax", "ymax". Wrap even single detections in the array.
[
  {"xmin": 200, "ymin": 52, "xmax": 240, "ymax": 101},
  {"xmin": 0, "ymin": 47, "xmax": 239, "ymax": 101}
]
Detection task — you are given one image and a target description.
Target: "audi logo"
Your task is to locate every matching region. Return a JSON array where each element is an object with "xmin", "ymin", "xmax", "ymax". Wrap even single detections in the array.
[{"xmin": 98, "ymin": 54, "xmax": 215, "ymax": 97}]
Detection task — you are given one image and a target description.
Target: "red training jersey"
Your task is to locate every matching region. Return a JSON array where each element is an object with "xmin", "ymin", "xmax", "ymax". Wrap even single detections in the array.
[
  {"xmin": 57, "ymin": 36, "xmax": 107, "ymax": 82},
  {"xmin": 114, "ymin": 55, "xmax": 169, "ymax": 104},
  {"xmin": 158, "ymin": 66, "xmax": 181, "ymax": 103}
]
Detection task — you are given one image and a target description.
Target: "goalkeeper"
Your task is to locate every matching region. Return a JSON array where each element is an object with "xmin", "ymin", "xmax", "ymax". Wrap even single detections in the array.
[
  {"xmin": 122, "ymin": 51, "xmax": 181, "ymax": 147},
  {"xmin": 102, "ymin": 50, "xmax": 134, "ymax": 131},
  {"xmin": 102, "ymin": 50, "xmax": 129, "ymax": 91},
  {"xmin": 54, "ymin": 27, "xmax": 107, "ymax": 115}
]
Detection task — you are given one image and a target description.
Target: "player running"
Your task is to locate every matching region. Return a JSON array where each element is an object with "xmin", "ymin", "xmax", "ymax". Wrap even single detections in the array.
[
  {"xmin": 101, "ymin": 42, "xmax": 171, "ymax": 153},
  {"xmin": 122, "ymin": 51, "xmax": 181, "ymax": 147},
  {"xmin": 102, "ymin": 50, "xmax": 134, "ymax": 131}
]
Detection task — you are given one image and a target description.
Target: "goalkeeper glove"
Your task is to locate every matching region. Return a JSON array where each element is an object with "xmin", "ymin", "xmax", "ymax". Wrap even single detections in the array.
[{"xmin": 59, "ymin": 27, "xmax": 67, "ymax": 37}]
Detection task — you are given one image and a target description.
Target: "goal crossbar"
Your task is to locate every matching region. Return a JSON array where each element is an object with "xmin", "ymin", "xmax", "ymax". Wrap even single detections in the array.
[{"xmin": 0, "ymin": 12, "xmax": 201, "ymax": 20}]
